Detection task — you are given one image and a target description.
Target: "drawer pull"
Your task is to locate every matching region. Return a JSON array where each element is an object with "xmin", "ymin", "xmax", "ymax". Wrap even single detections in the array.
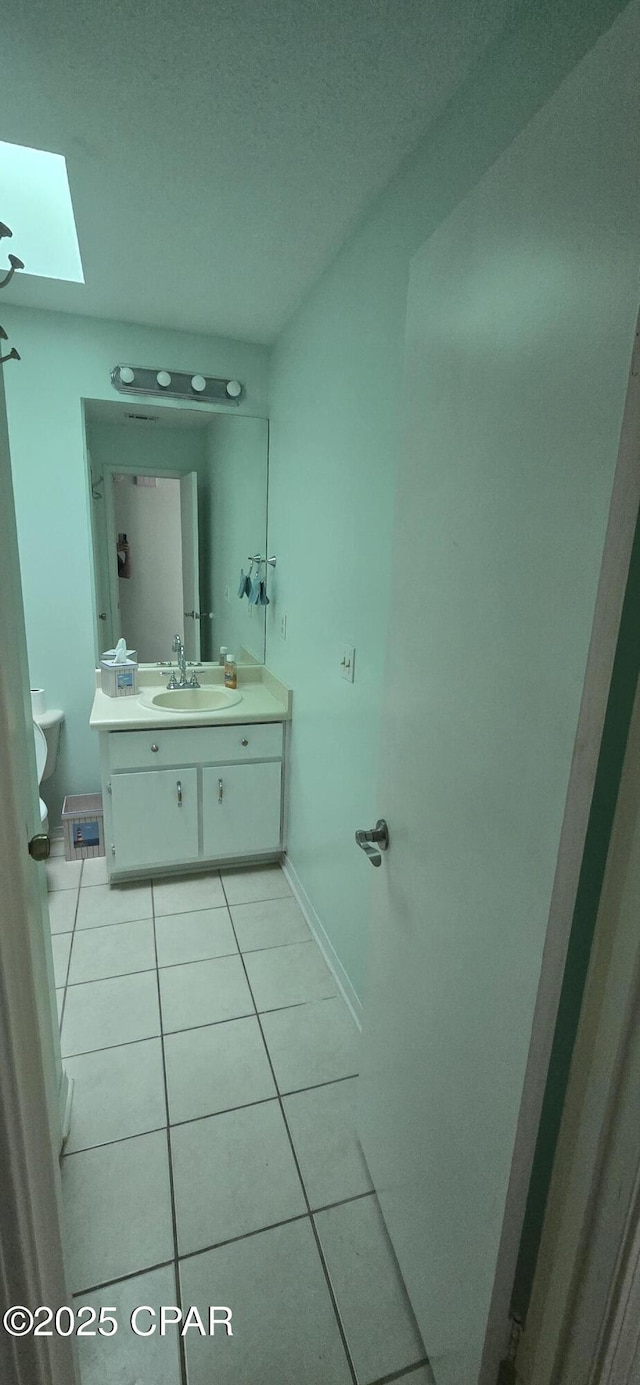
[
  {"xmin": 241, "ymin": 738, "xmax": 249, "ymax": 747},
  {"xmin": 177, "ymin": 780, "xmax": 182, "ymax": 807},
  {"xmin": 218, "ymin": 777, "xmax": 224, "ymax": 804},
  {"xmin": 151, "ymin": 743, "xmax": 159, "ymax": 753}
]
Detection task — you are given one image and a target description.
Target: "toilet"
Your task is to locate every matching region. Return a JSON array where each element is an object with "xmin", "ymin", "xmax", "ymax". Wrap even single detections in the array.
[{"xmin": 32, "ymin": 703, "xmax": 64, "ymax": 832}]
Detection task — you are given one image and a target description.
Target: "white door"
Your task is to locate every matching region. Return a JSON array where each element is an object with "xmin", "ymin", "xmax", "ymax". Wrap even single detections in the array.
[
  {"xmin": 202, "ymin": 762, "xmax": 282, "ymax": 859},
  {"xmin": 0, "ymin": 362, "xmax": 78, "ymax": 1383},
  {"xmin": 180, "ymin": 470, "xmax": 201, "ymax": 661},
  {"xmin": 111, "ymin": 768, "xmax": 199, "ymax": 870},
  {"xmin": 357, "ymin": 20, "xmax": 640, "ymax": 1385}
]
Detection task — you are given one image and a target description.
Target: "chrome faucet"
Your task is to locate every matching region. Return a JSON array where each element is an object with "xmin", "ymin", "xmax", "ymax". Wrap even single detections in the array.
[{"xmin": 168, "ymin": 635, "xmax": 200, "ymax": 688}]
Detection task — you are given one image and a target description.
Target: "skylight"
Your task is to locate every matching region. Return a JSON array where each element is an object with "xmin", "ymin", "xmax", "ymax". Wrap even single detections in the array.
[{"xmin": 0, "ymin": 140, "xmax": 84, "ymax": 283}]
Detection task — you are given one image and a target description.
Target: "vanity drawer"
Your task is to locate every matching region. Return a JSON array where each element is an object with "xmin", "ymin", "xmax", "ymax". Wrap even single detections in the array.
[{"xmin": 108, "ymin": 722, "xmax": 283, "ymax": 771}]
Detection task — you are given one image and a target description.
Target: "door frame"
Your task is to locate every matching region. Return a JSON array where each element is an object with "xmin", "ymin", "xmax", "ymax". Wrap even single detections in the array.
[
  {"xmin": 103, "ymin": 462, "xmax": 183, "ymax": 652},
  {"xmin": 98, "ymin": 461, "xmax": 193, "ymax": 658},
  {"xmin": 0, "ymin": 364, "xmax": 78, "ymax": 1385},
  {"xmin": 518, "ymin": 672, "xmax": 640, "ymax": 1384}
]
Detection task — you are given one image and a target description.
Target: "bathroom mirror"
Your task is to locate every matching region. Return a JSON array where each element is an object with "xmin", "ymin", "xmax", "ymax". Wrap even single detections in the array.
[{"xmin": 84, "ymin": 399, "xmax": 269, "ymax": 665}]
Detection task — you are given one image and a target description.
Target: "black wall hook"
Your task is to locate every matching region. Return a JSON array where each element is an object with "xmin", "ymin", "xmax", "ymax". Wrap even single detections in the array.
[
  {"xmin": 0, "ymin": 253, "xmax": 25, "ymax": 290},
  {"xmin": 0, "ymin": 323, "xmax": 20, "ymax": 363}
]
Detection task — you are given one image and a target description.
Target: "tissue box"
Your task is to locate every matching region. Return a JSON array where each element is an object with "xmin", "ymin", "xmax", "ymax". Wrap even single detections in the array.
[
  {"xmin": 101, "ymin": 647, "xmax": 137, "ymax": 663},
  {"xmin": 62, "ymin": 793, "xmax": 105, "ymax": 861},
  {"xmin": 100, "ymin": 657, "xmax": 138, "ymax": 697}
]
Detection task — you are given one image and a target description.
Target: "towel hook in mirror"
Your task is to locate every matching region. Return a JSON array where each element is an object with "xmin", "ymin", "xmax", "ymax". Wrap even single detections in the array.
[{"xmin": 0, "ymin": 324, "xmax": 20, "ymax": 364}]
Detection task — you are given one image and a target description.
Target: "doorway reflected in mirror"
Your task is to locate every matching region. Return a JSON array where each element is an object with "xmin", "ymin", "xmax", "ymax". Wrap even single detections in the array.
[{"xmin": 84, "ymin": 399, "xmax": 269, "ymax": 664}]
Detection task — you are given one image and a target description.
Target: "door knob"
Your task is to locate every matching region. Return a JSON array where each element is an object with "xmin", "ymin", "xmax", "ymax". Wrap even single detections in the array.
[
  {"xmin": 355, "ymin": 819, "xmax": 389, "ymax": 867},
  {"xmin": 28, "ymin": 833, "xmax": 50, "ymax": 862}
]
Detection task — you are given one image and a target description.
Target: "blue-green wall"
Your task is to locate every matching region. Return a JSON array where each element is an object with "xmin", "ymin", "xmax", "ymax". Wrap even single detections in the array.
[{"xmin": 3, "ymin": 308, "xmax": 268, "ymax": 822}]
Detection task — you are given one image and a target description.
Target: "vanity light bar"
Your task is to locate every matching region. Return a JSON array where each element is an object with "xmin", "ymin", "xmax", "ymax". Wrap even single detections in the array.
[{"xmin": 111, "ymin": 364, "xmax": 243, "ymax": 405}]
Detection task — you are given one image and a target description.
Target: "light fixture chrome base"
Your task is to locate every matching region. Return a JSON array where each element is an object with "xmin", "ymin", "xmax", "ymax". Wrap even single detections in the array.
[{"xmin": 111, "ymin": 364, "xmax": 243, "ymax": 405}]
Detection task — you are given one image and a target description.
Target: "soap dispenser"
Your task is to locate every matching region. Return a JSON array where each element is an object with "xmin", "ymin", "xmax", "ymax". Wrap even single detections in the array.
[{"xmin": 224, "ymin": 653, "xmax": 237, "ymax": 690}]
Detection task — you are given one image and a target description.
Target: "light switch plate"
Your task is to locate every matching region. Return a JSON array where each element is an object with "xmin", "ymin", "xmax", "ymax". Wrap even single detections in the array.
[{"xmin": 341, "ymin": 644, "xmax": 355, "ymax": 682}]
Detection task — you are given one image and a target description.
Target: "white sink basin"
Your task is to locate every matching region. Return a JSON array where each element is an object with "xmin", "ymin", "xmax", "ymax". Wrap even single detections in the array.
[{"xmin": 141, "ymin": 687, "xmax": 242, "ymax": 713}]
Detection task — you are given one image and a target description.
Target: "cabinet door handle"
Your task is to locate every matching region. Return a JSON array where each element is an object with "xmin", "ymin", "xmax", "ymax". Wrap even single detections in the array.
[
  {"xmin": 177, "ymin": 780, "xmax": 182, "ymax": 807},
  {"xmin": 151, "ymin": 743, "xmax": 159, "ymax": 753},
  {"xmin": 218, "ymin": 777, "xmax": 224, "ymax": 804},
  {"xmin": 241, "ymin": 738, "xmax": 248, "ymax": 747}
]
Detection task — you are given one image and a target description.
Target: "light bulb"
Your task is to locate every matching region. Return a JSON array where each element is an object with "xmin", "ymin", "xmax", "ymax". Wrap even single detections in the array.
[
  {"xmin": 120, "ymin": 367, "xmax": 135, "ymax": 384},
  {"xmin": 191, "ymin": 374, "xmax": 206, "ymax": 393},
  {"xmin": 157, "ymin": 370, "xmax": 172, "ymax": 388},
  {"xmin": 226, "ymin": 379, "xmax": 242, "ymax": 398}
]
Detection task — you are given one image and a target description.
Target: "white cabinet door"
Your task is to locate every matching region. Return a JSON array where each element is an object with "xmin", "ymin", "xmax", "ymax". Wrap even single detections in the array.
[
  {"xmin": 111, "ymin": 768, "xmax": 199, "ymax": 870},
  {"xmin": 202, "ymin": 762, "xmax": 281, "ymax": 860}
]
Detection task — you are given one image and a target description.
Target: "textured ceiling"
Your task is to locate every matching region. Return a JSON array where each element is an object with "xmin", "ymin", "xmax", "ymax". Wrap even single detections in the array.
[{"xmin": 0, "ymin": 0, "xmax": 512, "ymax": 343}]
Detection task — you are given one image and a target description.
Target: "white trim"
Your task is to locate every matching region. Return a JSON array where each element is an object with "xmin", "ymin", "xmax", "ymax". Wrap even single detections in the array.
[
  {"xmin": 599, "ymin": 1185, "xmax": 640, "ymax": 1385},
  {"xmin": 281, "ymin": 854, "xmax": 363, "ymax": 1028},
  {"xmin": 0, "ymin": 367, "xmax": 78, "ymax": 1385},
  {"xmin": 519, "ymin": 674, "xmax": 640, "ymax": 1383}
]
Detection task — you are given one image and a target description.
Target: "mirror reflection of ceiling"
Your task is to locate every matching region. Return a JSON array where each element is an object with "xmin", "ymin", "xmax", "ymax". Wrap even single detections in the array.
[
  {"xmin": 0, "ymin": 0, "xmax": 511, "ymax": 342},
  {"xmin": 85, "ymin": 399, "xmax": 269, "ymax": 666}
]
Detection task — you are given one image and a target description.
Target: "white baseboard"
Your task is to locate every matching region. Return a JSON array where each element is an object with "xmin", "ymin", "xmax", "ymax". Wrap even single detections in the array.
[{"xmin": 281, "ymin": 854, "xmax": 362, "ymax": 1029}]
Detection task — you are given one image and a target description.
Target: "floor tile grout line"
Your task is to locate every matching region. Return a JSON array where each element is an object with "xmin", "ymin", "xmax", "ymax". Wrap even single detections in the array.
[
  {"xmin": 61, "ymin": 1066, "xmax": 361, "ymax": 1149},
  {"xmin": 220, "ymin": 874, "xmax": 359, "ymax": 1385},
  {"xmin": 151, "ymin": 891, "xmax": 190, "ymax": 1385},
  {"xmin": 54, "ymin": 862, "xmax": 83, "ymax": 1027},
  {"xmin": 70, "ymin": 1194, "xmax": 386, "ymax": 1309},
  {"xmin": 59, "ymin": 993, "xmax": 353, "ymax": 1061},
  {"xmin": 73, "ymin": 1207, "xmax": 307, "ymax": 1298},
  {"xmin": 63, "ymin": 1121, "xmax": 168, "ymax": 1158},
  {"xmin": 74, "ymin": 914, "xmax": 155, "ymax": 933},
  {"xmin": 72, "ymin": 1256, "xmax": 176, "ymax": 1301},
  {"xmin": 367, "ymin": 1358, "xmax": 433, "ymax": 1385},
  {"xmin": 61, "ymin": 1031, "xmax": 165, "ymax": 1061},
  {"xmin": 66, "ymin": 962, "xmax": 162, "ymax": 988},
  {"xmin": 178, "ymin": 1210, "xmax": 310, "ymax": 1266},
  {"xmin": 63, "ymin": 1089, "xmax": 375, "ymax": 1180},
  {"xmin": 236, "ymin": 934, "xmax": 315, "ymax": 956},
  {"xmin": 73, "ymin": 905, "xmax": 234, "ymax": 931},
  {"xmin": 64, "ymin": 960, "xmax": 336, "ymax": 992}
]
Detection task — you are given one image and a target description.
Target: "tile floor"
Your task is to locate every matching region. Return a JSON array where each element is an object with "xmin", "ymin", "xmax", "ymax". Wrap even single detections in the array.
[{"xmin": 47, "ymin": 841, "xmax": 432, "ymax": 1385}]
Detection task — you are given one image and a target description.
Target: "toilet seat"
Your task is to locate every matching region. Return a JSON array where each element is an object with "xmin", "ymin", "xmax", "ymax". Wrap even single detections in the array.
[{"xmin": 33, "ymin": 721, "xmax": 48, "ymax": 824}]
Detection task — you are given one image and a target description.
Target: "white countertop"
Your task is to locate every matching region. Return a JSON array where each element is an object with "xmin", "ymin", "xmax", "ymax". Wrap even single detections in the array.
[{"xmin": 89, "ymin": 665, "xmax": 291, "ymax": 732}]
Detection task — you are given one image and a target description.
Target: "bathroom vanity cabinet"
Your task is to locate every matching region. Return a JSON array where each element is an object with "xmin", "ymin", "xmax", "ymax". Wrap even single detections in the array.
[
  {"xmin": 90, "ymin": 666, "xmax": 291, "ymax": 881},
  {"xmin": 99, "ymin": 720, "xmax": 285, "ymax": 879}
]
